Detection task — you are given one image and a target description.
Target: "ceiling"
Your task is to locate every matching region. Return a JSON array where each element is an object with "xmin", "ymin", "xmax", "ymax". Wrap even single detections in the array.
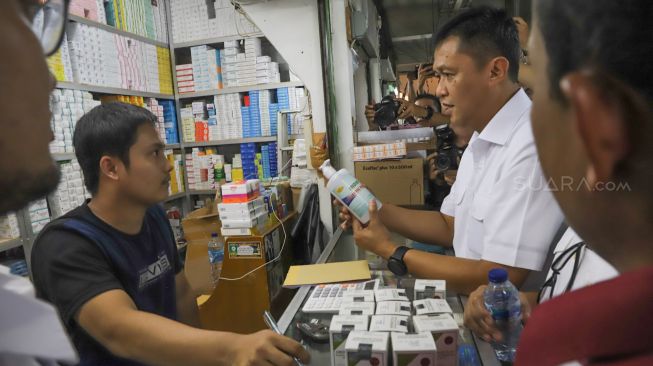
[{"xmin": 376, "ymin": 0, "xmax": 531, "ymax": 71}]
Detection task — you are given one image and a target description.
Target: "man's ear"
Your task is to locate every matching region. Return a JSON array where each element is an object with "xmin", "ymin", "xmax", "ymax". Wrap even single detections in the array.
[
  {"xmin": 98, "ymin": 156, "xmax": 121, "ymax": 183},
  {"xmin": 560, "ymin": 73, "xmax": 630, "ymax": 186},
  {"xmin": 488, "ymin": 56, "xmax": 510, "ymax": 83}
]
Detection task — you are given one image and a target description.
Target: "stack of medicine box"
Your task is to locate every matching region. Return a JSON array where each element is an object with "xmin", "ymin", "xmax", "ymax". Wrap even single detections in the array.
[
  {"xmin": 157, "ymin": 47, "xmax": 174, "ymax": 94},
  {"xmin": 165, "ymin": 150, "xmax": 185, "ymax": 195},
  {"xmin": 240, "ymin": 143, "xmax": 258, "ymax": 180},
  {"xmin": 100, "ymin": 32, "xmax": 121, "ymax": 89},
  {"xmin": 240, "ymin": 104, "xmax": 251, "ymax": 138},
  {"xmin": 69, "ymin": 0, "xmax": 105, "ymax": 23},
  {"xmin": 46, "ymin": 33, "xmax": 73, "ymax": 82},
  {"xmin": 324, "ymin": 279, "xmax": 456, "ymax": 366},
  {"xmin": 28, "ymin": 199, "xmax": 50, "ymax": 235},
  {"xmin": 258, "ymin": 90, "xmax": 272, "ymax": 136},
  {"xmin": 49, "ymin": 89, "xmax": 101, "ymax": 154},
  {"xmin": 145, "ymin": 44, "xmax": 160, "ymax": 93},
  {"xmin": 192, "ymin": 101, "xmax": 208, "ymax": 142},
  {"xmin": 146, "ymin": 98, "xmax": 167, "ymax": 143},
  {"xmin": 50, "ymin": 159, "xmax": 90, "ymax": 217},
  {"xmin": 0, "ymin": 214, "xmax": 21, "ymax": 240},
  {"xmin": 207, "ymin": 103, "xmax": 218, "ymax": 141},
  {"xmin": 231, "ymin": 154, "xmax": 244, "ymax": 181},
  {"xmin": 190, "ymin": 46, "xmax": 220, "ymax": 92},
  {"xmin": 213, "ymin": 93, "xmax": 243, "ymax": 140},
  {"xmin": 146, "ymin": 98, "xmax": 179, "ymax": 145},
  {"xmin": 180, "ymin": 107, "xmax": 195, "ymax": 142},
  {"xmin": 248, "ymin": 91, "xmax": 262, "ymax": 137},
  {"xmin": 269, "ymin": 102, "xmax": 279, "ymax": 136},
  {"xmin": 106, "ymin": 0, "xmax": 167, "ymax": 42},
  {"xmin": 169, "ymin": 0, "xmax": 211, "ymax": 44},
  {"xmin": 218, "ymin": 180, "xmax": 267, "ymax": 236},
  {"xmin": 255, "ymin": 56, "xmax": 280, "ymax": 84},
  {"xmin": 176, "ymin": 64, "xmax": 195, "ymax": 94}
]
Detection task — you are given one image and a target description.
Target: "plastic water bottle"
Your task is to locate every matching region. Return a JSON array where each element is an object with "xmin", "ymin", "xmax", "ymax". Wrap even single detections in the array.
[
  {"xmin": 207, "ymin": 233, "xmax": 224, "ymax": 287},
  {"xmin": 483, "ymin": 268, "xmax": 523, "ymax": 362}
]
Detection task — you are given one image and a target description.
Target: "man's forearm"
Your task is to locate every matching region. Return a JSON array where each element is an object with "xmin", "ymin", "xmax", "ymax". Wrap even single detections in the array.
[
  {"xmin": 101, "ymin": 310, "xmax": 235, "ymax": 366},
  {"xmin": 402, "ymin": 252, "xmax": 531, "ymax": 295},
  {"xmin": 379, "ymin": 204, "xmax": 454, "ymax": 247}
]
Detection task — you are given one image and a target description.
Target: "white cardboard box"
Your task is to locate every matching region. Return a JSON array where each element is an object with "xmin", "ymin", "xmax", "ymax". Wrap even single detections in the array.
[
  {"xmin": 375, "ymin": 301, "xmax": 412, "ymax": 316},
  {"xmin": 413, "ymin": 299, "xmax": 453, "ymax": 316},
  {"xmin": 341, "ymin": 290, "xmax": 375, "ymax": 304},
  {"xmin": 391, "ymin": 332, "xmax": 437, "ymax": 366},
  {"xmin": 345, "ymin": 331, "xmax": 389, "ymax": 366},
  {"xmin": 414, "ymin": 279, "xmax": 447, "ymax": 300},
  {"xmin": 412, "ymin": 314, "xmax": 459, "ymax": 366},
  {"xmin": 339, "ymin": 302, "xmax": 376, "ymax": 316},
  {"xmin": 330, "ymin": 315, "xmax": 369, "ymax": 366},
  {"xmin": 369, "ymin": 315, "xmax": 409, "ymax": 333},
  {"xmin": 374, "ymin": 288, "xmax": 409, "ymax": 302}
]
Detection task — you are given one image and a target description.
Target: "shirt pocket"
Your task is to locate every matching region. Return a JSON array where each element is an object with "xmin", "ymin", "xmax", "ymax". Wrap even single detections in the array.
[{"xmin": 471, "ymin": 193, "xmax": 491, "ymax": 222}]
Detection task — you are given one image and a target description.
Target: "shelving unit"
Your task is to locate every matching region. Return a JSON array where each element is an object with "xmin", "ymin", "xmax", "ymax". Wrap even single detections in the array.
[
  {"xmin": 172, "ymin": 33, "xmax": 264, "ymax": 49},
  {"xmin": 57, "ymin": 81, "xmax": 174, "ymax": 99},
  {"xmin": 176, "ymin": 81, "xmax": 304, "ymax": 99},
  {"xmin": 0, "ymin": 238, "xmax": 23, "ymax": 252},
  {"xmin": 68, "ymin": 14, "xmax": 168, "ymax": 47},
  {"xmin": 52, "ymin": 153, "xmax": 76, "ymax": 162},
  {"xmin": 7, "ymin": 1, "xmax": 311, "ymax": 268}
]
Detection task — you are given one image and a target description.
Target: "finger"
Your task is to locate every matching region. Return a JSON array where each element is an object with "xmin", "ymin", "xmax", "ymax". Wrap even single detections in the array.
[
  {"xmin": 368, "ymin": 200, "xmax": 379, "ymax": 221},
  {"xmin": 270, "ymin": 336, "xmax": 311, "ymax": 364},
  {"xmin": 352, "ymin": 218, "xmax": 363, "ymax": 233}
]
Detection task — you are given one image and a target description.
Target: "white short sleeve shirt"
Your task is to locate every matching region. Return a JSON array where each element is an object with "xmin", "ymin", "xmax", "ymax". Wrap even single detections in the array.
[
  {"xmin": 440, "ymin": 89, "xmax": 563, "ymax": 270},
  {"xmin": 538, "ymin": 228, "xmax": 618, "ymax": 302}
]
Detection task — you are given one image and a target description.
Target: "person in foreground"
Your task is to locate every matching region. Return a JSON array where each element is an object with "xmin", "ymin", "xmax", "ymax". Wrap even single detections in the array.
[
  {"xmin": 32, "ymin": 103, "xmax": 310, "ymax": 366},
  {"xmin": 516, "ymin": 0, "xmax": 652, "ymax": 364}
]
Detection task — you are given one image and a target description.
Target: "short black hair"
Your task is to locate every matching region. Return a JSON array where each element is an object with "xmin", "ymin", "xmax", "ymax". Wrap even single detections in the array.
[
  {"xmin": 433, "ymin": 6, "xmax": 520, "ymax": 82},
  {"xmin": 536, "ymin": 0, "xmax": 653, "ymax": 209},
  {"xmin": 73, "ymin": 102, "xmax": 157, "ymax": 195},
  {"xmin": 415, "ymin": 93, "xmax": 441, "ymax": 113},
  {"xmin": 535, "ymin": 0, "xmax": 653, "ymax": 106}
]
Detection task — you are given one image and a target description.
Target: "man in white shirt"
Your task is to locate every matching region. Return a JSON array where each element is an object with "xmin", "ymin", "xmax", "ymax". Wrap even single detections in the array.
[
  {"xmin": 340, "ymin": 6, "xmax": 563, "ymax": 294},
  {"xmin": 463, "ymin": 227, "xmax": 618, "ymax": 342}
]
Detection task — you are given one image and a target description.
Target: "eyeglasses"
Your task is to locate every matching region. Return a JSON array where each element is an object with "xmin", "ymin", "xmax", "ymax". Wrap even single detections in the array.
[
  {"xmin": 537, "ymin": 241, "xmax": 586, "ymax": 303},
  {"xmin": 27, "ymin": 0, "xmax": 71, "ymax": 56}
]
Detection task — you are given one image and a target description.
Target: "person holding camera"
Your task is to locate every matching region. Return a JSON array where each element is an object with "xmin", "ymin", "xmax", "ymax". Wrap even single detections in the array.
[
  {"xmin": 364, "ymin": 93, "xmax": 449, "ymax": 130},
  {"xmin": 427, "ymin": 123, "xmax": 472, "ymax": 209},
  {"xmin": 339, "ymin": 6, "xmax": 563, "ymax": 295}
]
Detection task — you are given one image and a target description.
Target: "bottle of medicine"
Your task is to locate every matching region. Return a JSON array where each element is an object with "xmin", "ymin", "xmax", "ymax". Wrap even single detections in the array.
[{"xmin": 320, "ymin": 159, "xmax": 382, "ymax": 224}]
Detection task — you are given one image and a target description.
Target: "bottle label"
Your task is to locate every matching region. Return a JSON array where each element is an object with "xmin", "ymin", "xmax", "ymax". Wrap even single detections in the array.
[
  {"xmin": 332, "ymin": 174, "xmax": 380, "ymax": 221},
  {"xmin": 208, "ymin": 249, "xmax": 224, "ymax": 264}
]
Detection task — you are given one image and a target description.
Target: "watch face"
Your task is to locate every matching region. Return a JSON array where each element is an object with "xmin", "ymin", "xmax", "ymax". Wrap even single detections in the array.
[{"xmin": 388, "ymin": 258, "xmax": 407, "ymax": 276}]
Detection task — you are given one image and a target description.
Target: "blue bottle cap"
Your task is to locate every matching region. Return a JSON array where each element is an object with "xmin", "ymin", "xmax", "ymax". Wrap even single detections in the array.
[
  {"xmin": 488, "ymin": 268, "xmax": 508, "ymax": 283},
  {"xmin": 211, "ymin": 232, "xmax": 218, "ymax": 237}
]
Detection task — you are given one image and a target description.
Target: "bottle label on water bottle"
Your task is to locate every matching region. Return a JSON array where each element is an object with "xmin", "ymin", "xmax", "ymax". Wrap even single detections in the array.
[{"xmin": 209, "ymin": 249, "xmax": 224, "ymax": 264}]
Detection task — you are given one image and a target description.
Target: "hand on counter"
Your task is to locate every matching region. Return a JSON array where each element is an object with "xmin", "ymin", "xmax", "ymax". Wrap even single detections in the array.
[
  {"xmin": 351, "ymin": 200, "xmax": 396, "ymax": 259},
  {"xmin": 229, "ymin": 330, "xmax": 310, "ymax": 366}
]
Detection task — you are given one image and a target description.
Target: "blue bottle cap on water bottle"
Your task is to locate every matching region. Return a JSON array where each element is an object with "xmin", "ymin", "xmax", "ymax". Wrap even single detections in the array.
[
  {"xmin": 211, "ymin": 232, "xmax": 218, "ymax": 237},
  {"xmin": 488, "ymin": 268, "xmax": 508, "ymax": 283}
]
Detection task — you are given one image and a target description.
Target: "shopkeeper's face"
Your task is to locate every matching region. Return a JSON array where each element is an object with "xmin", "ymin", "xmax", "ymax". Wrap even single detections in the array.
[
  {"xmin": 119, "ymin": 124, "xmax": 172, "ymax": 205},
  {"xmin": 0, "ymin": 0, "xmax": 60, "ymax": 214},
  {"xmin": 433, "ymin": 37, "xmax": 492, "ymax": 132}
]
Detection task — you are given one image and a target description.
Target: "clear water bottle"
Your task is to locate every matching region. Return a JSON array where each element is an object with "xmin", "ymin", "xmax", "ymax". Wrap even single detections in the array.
[
  {"xmin": 483, "ymin": 268, "xmax": 523, "ymax": 362},
  {"xmin": 207, "ymin": 233, "xmax": 224, "ymax": 287}
]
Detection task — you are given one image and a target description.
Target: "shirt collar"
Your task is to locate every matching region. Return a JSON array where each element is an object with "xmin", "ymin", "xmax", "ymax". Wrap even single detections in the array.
[{"xmin": 477, "ymin": 88, "xmax": 531, "ymax": 146}]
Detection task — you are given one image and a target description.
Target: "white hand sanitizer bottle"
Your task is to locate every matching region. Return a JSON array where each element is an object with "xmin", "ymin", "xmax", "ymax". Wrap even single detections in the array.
[{"xmin": 320, "ymin": 159, "xmax": 382, "ymax": 224}]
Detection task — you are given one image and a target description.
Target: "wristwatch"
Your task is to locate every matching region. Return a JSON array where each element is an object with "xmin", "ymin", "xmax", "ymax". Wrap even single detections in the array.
[{"xmin": 388, "ymin": 246, "xmax": 412, "ymax": 276}]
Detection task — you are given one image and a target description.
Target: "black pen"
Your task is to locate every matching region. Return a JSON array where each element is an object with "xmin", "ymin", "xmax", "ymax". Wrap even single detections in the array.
[{"xmin": 263, "ymin": 310, "xmax": 304, "ymax": 366}]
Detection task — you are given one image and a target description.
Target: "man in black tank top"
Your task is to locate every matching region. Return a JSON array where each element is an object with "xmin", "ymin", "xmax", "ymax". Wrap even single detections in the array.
[{"xmin": 32, "ymin": 103, "xmax": 310, "ymax": 366}]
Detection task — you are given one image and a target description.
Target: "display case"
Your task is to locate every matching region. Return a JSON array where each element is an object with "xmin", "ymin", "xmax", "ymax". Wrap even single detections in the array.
[{"xmin": 277, "ymin": 227, "xmax": 502, "ymax": 366}]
